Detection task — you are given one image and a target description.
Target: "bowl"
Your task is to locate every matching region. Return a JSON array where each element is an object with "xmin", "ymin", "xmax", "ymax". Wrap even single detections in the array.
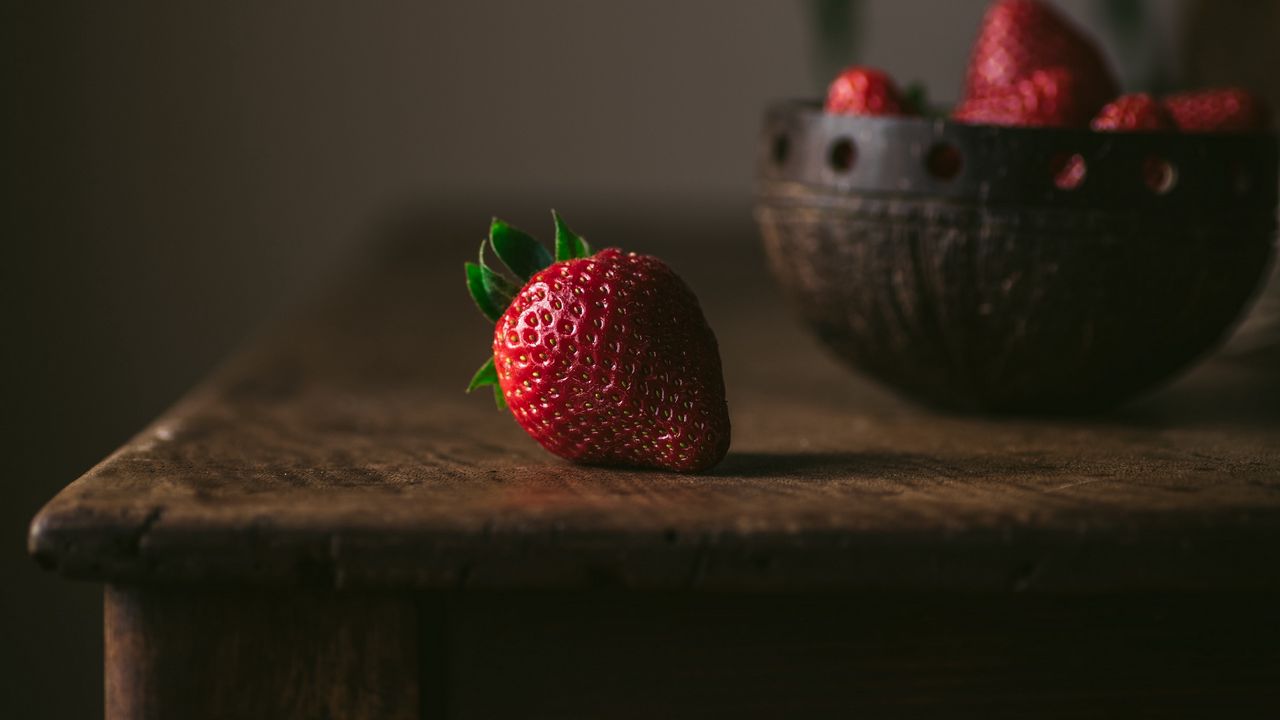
[{"xmin": 755, "ymin": 100, "xmax": 1278, "ymax": 413}]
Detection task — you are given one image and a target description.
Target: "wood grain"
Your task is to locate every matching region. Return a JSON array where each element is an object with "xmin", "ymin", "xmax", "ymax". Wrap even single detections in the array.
[
  {"xmin": 28, "ymin": 210, "xmax": 1280, "ymax": 591},
  {"xmin": 105, "ymin": 586, "xmax": 419, "ymax": 719}
]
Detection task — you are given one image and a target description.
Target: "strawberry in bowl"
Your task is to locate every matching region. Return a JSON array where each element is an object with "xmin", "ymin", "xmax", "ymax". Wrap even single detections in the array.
[
  {"xmin": 825, "ymin": 66, "xmax": 915, "ymax": 117},
  {"xmin": 767, "ymin": 0, "xmax": 1277, "ymax": 413},
  {"xmin": 959, "ymin": 0, "xmax": 1118, "ymax": 126}
]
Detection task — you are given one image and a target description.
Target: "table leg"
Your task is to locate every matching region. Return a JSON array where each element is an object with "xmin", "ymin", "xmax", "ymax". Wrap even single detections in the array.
[{"xmin": 104, "ymin": 585, "xmax": 420, "ymax": 720}]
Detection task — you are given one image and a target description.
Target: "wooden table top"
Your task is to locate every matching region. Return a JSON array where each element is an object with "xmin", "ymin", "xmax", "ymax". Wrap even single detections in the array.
[{"xmin": 30, "ymin": 208, "xmax": 1280, "ymax": 592}]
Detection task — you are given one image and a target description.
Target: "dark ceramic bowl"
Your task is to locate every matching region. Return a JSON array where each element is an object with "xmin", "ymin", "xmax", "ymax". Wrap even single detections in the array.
[{"xmin": 756, "ymin": 100, "xmax": 1278, "ymax": 413}]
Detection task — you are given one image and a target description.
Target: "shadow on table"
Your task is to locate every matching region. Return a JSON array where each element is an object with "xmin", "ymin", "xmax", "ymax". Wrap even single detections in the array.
[
  {"xmin": 1097, "ymin": 353, "xmax": 1280, "ymax": 431},
  {"xmin": 712, "ymin": 450, "xmax": 1067, "ymax": 481}
]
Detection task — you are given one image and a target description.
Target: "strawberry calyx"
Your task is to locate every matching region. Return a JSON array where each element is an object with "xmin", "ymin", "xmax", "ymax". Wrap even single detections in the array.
[
  {"xmin": 463, "ymin": 211, "xmax": 594, "ymax": 409},
  {"xmin": 903, "ymin": 82, "xmax": 947, "ymax": 118}
]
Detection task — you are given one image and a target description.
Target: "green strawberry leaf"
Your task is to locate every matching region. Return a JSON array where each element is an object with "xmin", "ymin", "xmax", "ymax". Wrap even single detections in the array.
[
  {"xmin": 465, "ymin": 262, "xmax": 505, "ymax": 322},
  {"xmin": 904, "ymin": 81, "xmax": 948, "ymax": 119},
  {"xmin": 466, "ymin": 357, "xmax": 508, "ymax": 411},
  {"xmin": 904, "ymin": 82, "xmax": 928, "ymax": 115},
  {"xmin": 478, "ymin": 241, "xmax": 518, "ymax": 307},
  {"xmin": 490, "ymin": 218, "xmax": 552, "ymax": 281},
  {"xmin": 552, "ymin": 210, "xmax": 592, "ymax": 261},
  {"xmin": 466, "ymin": 356, "xmax": 498, "ymax": 391}
]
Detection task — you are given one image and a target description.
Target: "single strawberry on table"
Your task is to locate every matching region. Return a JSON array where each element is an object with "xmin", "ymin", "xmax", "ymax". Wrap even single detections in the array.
[
  {"xmin": 825, "ymin": 66, "xmax": 913, "ymax": 116},
  {"xmin": 464, "ymin": 212, "xmax": 730, "ymax": 473}
]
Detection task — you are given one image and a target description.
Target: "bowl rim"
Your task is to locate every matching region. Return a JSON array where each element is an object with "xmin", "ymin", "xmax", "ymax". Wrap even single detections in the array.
[
  {"xmin": 771, "ymin": 98, "xmax": 1279, "ymax": 140},
  {"xmin": 759, "ymin": 99, "xmax": 1280, "ymax": 210}
]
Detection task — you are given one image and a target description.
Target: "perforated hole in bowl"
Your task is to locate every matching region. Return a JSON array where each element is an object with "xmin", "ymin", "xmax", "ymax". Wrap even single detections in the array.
[
  {"xmin": 1143, "ymin": 155, "xmax": 1177, "ymax": 195},
  {"xmin": 1050, "ymin": 152, "xmax": 1087, "ymax": 190},
  {"xmin": 925, "ymin": 143, "xmax": 962, "ymax": 180},
  {"xmin": 828, "ymin": 138, "xmax": 856, "ymax": 173}
]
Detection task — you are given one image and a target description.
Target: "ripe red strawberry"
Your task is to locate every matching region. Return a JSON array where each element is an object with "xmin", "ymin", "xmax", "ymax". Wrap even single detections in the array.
[
  {"xmin": 952, "ymin": 66, "xmax": 1093, "ymax": 127},
  {"xmin": 963, "ymin": 0, "xmax": 1118, "ymax": 123},
  {"xmin": 1090, "ymin": 93, "xmax": 1175, "ymax": 131},
  {"xmin": 825, "ymin": 66, "xmax": 912, "ymax": 116},
  {"xmin": 465, "ymin": 212, "xmax": 730, "ymax": 473},
  {"xmin": 1163, "ymin": 88, "xmax": 1269, "ymax": 133}
]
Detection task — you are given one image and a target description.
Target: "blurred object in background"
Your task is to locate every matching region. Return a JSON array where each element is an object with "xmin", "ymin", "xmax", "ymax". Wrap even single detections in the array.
[
  {"xmin": 808, "ymin": 0, "xmax": 864, "ymax": 91},
  {"xmin": 806, "ymin": 0, "xmax": 1277, "ymax": 368},
  {"xmin": 1185, "ymin": 0, "xmax": 1280, "ymax": 366},
  {"xmin": 1094, "ymin": 0, "xmax": 1187, "ymax": 94},
  {"xmin": 808, "ymin": 0, "xmax": 1194, "ymax": 103},
  {"xmin": 1184, "ymin": 0, "xmax": 1280, "ymax": 102}
]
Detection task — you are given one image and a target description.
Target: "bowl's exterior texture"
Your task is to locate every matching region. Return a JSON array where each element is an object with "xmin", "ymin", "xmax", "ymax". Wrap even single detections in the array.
[{"xmin": 756, "ymin": 103, "xmax": 1278, "ymax": 413}]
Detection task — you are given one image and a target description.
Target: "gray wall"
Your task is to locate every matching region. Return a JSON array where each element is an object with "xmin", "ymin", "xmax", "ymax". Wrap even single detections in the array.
[{"xmin": 3, "ymin": 1, "xmax": 1204, "ymax": 716}]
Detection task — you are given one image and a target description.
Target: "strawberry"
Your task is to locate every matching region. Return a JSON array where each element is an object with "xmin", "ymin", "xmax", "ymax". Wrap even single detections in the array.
[
  {"xmin": 464, "ymin": 212, "xmax": 730, "ymax": 473},
  {"xmin": 952, "ymin": 66, "xmax": 1093, "ymax": 127},
  {"xmin": 1163, "ymin": 88, "xmax": 1269, "ymax": 133},
  {"xmin": 825, "ymin": 66, "xmax": 912, "ymax": 116},
  {"xmin": 1090, "ymin": 93, "xmax": 1175, "ymax": 131},
  {"xmin": 962, "ymin": 0, "xmax": 1118, "ymax": 124}
]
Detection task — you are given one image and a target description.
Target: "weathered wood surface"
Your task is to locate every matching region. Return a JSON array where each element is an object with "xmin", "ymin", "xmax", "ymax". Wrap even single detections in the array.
[
  {"xmin": 105, "ymin": 586, "xmax": 419, "ymax": 719},
  {"xmin": 29, "ymin": 210, "xmax": 1280, "ymax": 591}
]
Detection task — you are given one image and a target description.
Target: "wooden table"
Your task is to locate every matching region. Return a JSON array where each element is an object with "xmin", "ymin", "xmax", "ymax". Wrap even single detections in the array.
[{"xmin": 30, "ymin": 209, "xmax": 1280, "ymax": 718}]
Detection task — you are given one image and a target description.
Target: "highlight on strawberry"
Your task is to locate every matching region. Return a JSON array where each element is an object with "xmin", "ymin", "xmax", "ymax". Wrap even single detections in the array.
[
  {"xmin": 464, "ymin": 212, "xmax": 731, "ymax": 473},
  {"xmin": 825, "ymin": 66, "xmax": 915, "ymax": 117},
  {"xmin": 953, "ymin": 66, "xmax": 1096, "ymax": 128},
  {"xmin": 1091, "ymin": 93, "xmax": 1175, "ymax": 132}
]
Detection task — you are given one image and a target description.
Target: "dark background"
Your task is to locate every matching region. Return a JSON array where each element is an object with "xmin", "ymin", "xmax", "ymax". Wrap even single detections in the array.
[{"xmin": 6, "ymin": 1, "xmax": 1277, "ymax": 716}]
